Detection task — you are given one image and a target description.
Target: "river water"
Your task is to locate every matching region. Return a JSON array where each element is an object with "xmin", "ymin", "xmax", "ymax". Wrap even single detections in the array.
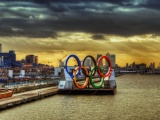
[{"xmin": 1, "ymin": 74, "xmax": 160, "ymax": 120}]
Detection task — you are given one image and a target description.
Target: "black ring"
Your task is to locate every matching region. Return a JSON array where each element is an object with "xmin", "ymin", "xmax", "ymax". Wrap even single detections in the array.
[{"xmin": 82, "ymin": 55, "xmax": 97, "ymax": 77}]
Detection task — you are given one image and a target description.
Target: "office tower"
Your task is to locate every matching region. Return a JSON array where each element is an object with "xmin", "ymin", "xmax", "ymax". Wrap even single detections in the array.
[
  {"xmin": 106, "ymin": 52, "xmax": 116, "ymax": 68},
  {"xmin": 0, "ymin": 50, "xmax": 16, "ymax": 67},
  {"xmin": 0, "ymin": 56, "xmax": 4, "ymax": 66},
  {"xmin": 34, "ymin": 56, "xmax": 38, "ymax": 65},
  {"xmin": 110, "ymin": 54, "xmax": 116, "ymax": 68},
  {"xmin": 0, "ymin": 44, "xmax": 2, "ymax": 52},
  {"xmin": 26, "ymin": 55, "xmax": 35, "ymax": 64},
  {"xmin": 97, "ymin": 54, "xmax": 102, "ymax": 67},
  {"xmin": 84, "ymin": 58, "xmax": 92, "ymax": 66},
  {"xmin": 106, "ymin": 52, "xmax": 110, "ymax": 58},
  {"xmin": 126, "ymin": 63, "xmax": 128, "ymax": 69},
  {"xmin": 25, "ymin": 55, "xmax": 38, "ymax": 67}
]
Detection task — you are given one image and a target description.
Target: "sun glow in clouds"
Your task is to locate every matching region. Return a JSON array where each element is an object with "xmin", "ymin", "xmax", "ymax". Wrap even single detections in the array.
[
  {"xmin": 1, "ymin": 0, "xmax": 160, "ymax": 67},
  {"xmin": 1, "ymin": 32, "xmax": 160, "ymax": 67}
]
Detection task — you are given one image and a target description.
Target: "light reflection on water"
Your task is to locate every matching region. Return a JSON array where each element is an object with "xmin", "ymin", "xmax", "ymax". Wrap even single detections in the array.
[{"xmin": 1, "ymin": 74, "xmax": 160, "ymax": 120}]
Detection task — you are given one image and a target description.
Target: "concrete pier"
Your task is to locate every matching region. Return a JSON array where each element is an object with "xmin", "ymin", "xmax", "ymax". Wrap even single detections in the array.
[{"xmin": 0, "ymin": 86, "xmax": 58, "ymax": 110}]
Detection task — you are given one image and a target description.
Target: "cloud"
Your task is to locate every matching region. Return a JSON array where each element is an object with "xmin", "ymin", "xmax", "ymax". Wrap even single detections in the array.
[
  {"xmin": 0, "ymin": 25, "xmax": 11, "ymax": 31},
  {"xmin": 0, "ymin": 25, "xmax": 58, "ymax": 38},
  {"xmin": 0, "ymin": 0, "xmax": 160, "ymax": 37},
  {"xmin": 16, "ymin": 29, "xmax": 58, "ymax": 38},
  {"xmin": 91, "ymin": 34, "xmax": 110, "ymax": 41},
  {"xmin": 1, "ymin": 32, "xmax": 160, "ymax": 66}
]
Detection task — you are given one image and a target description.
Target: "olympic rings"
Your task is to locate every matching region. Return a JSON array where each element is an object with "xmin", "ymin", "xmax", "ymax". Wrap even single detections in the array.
[
  {"xmin": 90, "ymin": 66, "xmax": 104, "ymax": 89},
  {"xmin": 82, "ymin": 55, "xmax": 97, "ymax": 77},
  {"xmin": 73, "ymin": 66, "xmax": 89, "ymax": 89},
  {"xmin": 97, "ymin": 55, "xmax": 112, "ymax": 77},
  {"xmin": 64, "ymin": 54, "xmax": 112, "ymax": 89},
  {"xmin": 64, "ymin": 54, "xmax": 81, "ymax": 79}
]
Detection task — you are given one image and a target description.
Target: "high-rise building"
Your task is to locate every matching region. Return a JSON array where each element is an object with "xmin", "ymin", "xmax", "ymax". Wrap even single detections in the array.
[
  {"xmin": 106, "ymin": 52, "xmax": 110, "ymax": 58},
  {"xmin": 26, "ymin": 55, "xmax": 34, "ymax": 64},
  {"xmin": 153, "ymin": 62, "xmax": 155, "ymax": 69},
  {"xmin": 34, "ymin": 56, "xmax": 38, "ymax": 65},
  {"xmin": 149, "ymin": 62, "xmax": 155, "ymax": 70},
  {"xmin": 131, "ymin": 62, "xmax": 136, "ymax": 70},
  {"xmin": 25, "ymin": 55, "xmax": 38, "ymax": 65},
  {"xmin": 126, "ymin": 63, "xmax": 128, "ymax": 69},
  {"xmin": 0, "ymin": 44, "xmax": 2, "ymax": 53},
  {"xmin": 106, "ymin": 52, "xmax": 116, "ymax": 68},
  {"xmin": 84, "ymin": 58, "xmax": 92, "ymax": 66},
  {"xmin": 97, "ymin": 54, "xmax": 102, "ymax": 61},
  {"xmin": 110, "ymin": 54, "xmax": 116, "ymax": 68},
  {"xmin": 0, "ymin": 50, "xmax": 21, "ymax": 67},
  {"xmin": 0, "ymin": 56, "xmax": 4, "ymax": 66},
  {"xmin": 96, "ymin": 54, "xmax": 102, "ymax": 67}
]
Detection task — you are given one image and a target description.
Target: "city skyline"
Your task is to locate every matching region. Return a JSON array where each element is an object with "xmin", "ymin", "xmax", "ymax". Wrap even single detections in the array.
[
  {"xmin": 1, "ymin": 45, "xmax": 160, "ymax": 68},
  {"xmin": 1, "ymin": 0, "xmax": 160, "ymax": 67}
]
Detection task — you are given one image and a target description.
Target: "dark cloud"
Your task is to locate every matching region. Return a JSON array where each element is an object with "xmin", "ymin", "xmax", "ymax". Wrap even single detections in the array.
[
  {"xmin": 91, "ymin": 34, "xmax": 109, "ymax": 41},
  {"xmin": 16, "ymin": 30, "xmax": 58, "ymax": 38},
  {"xmin": 0, "ymin": 0, "xmax": 160, "ymax": 37},
  {"xmin": 0, "ymin": 25, "xmax": 58, "ymax": 38},
  {"xmin": 0, "ymin": 25, "xmax": 13, "ymax": 36},
  {"xmin": 139, "ymin": 0, "xmax": 160, "ymax": 10}
]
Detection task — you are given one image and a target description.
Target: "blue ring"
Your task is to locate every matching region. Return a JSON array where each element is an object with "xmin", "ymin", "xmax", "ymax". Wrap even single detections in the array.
[{"xmin": 64, "ymin": 54, "xmax": 81, "ymax": 79}]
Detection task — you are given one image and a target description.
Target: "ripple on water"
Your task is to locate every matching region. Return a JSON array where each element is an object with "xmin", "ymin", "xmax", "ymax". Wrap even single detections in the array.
[{"xmin": 1, "ymin": 74, "xmax": 160, "ymax": 120}]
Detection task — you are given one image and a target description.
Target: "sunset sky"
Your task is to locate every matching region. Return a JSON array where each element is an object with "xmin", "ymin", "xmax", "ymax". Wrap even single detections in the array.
[{"xmin": 0, "ymin": 0, "xmax": 160, "ymax": 67}]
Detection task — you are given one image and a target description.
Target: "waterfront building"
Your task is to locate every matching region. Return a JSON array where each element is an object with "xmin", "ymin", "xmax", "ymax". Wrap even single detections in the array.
[
  {"xmin": 139, "ymin": 63, "xmax": 147, "ymax": 70},
  {"xmin": 0, "ymin": 50, "xmax": 21, "ymax": 68},
  {"xmin": 149, "ymin": 62, "xmax": 155, "ymax": 70},
  {"xmin": 126, "ymin": 63, "xmax": 128, "ymax": 70},
  {"xmin": 25, "ymin": 55, "xmax": 38, "ymax": 65},
  {"xmin": 131, "ymin": 62, "xmax": 136, "ymax": 70}
]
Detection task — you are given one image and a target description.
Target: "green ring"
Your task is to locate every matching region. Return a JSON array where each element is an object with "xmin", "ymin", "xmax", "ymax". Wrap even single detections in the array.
[{"xmin": 90, "ymin": 66, "xmax": 104, "ymax": 89}]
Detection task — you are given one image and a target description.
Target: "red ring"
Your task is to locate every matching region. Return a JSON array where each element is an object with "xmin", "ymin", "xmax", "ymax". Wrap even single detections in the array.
[{"xmin": 97, "ymin": 55, "xmax": 112, "ymax": 77}]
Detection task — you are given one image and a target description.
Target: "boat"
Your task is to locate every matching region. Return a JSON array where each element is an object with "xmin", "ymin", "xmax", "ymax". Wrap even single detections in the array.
[{"xmin": 0, "ymin": 84, "xmax": 14, "ymax": 99}]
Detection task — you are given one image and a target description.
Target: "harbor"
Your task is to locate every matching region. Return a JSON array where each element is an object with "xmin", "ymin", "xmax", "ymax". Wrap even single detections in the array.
[
  {"xmin": 1, "ymin": 74, "xmax": 160, "ymax": 120},
  {"xmin": 0, "ymin": 74, "xmax": 120, "ymax": 110},
  {"xmin": 0, "ymin": 53, "xmax": 120, "ymax": 110}
]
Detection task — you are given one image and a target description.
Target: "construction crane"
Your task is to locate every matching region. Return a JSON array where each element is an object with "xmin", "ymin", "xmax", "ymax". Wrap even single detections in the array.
[
  {"xmin": 48, "ymin": 60, "xmax": 52, "ymax": 65},
  {"xmin": 56, "ymin": 55, "xmax": 67, "ymax": 67},
  {"xmin": 60, "ymin": 55, "xmax": 67, "ymax": 61}
]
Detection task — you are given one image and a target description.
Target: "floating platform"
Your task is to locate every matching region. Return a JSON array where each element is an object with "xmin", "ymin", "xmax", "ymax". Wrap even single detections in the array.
[{"xmin": 58, "ymin": 88, "xmax": 116, "ymax": 95}]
